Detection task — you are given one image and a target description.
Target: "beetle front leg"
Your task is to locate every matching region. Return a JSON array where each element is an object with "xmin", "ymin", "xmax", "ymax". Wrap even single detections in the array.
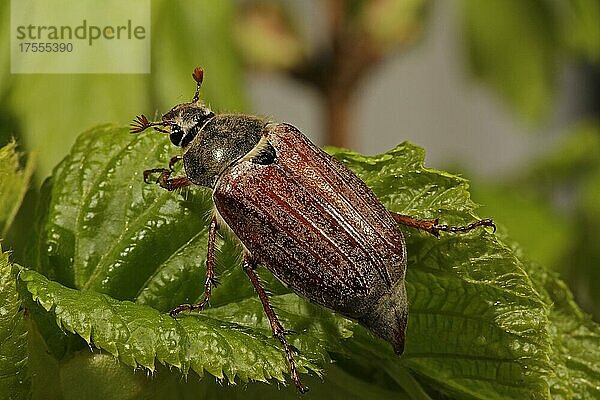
[
  {"xmin": 391, "ymin": 212, "xmax": 496, "ymax": 237},
  {"xmin": 243, "ymin": 253, "xmax": 308, "ymax": 394},
  {"xmin": 143, "ymin": 167, "xmax": 192, "ymax": 191},
  {"xmin": 170, "ymin": 216, "xmax": 218, "ymax": 317},
  {"xmin": 168, "ymin": 155, "xmax": 183, "ymax": 170}
]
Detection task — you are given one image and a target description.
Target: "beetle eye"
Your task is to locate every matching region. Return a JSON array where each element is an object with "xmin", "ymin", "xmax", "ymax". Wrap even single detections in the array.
[{"xmin": 169, "ymin": 125, "xmax": 184, "ymax": 146}]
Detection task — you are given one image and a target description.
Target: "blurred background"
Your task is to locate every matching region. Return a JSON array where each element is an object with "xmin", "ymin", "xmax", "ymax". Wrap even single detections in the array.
[{"xmin": 1, "ymin": 0, "xmax": 599, "ymax": 319}]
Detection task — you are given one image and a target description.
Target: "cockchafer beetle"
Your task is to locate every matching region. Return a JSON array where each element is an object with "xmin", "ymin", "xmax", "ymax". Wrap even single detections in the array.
[{"xmin": 130, "ymin": 67, "xmax": 495, "ymax": 393}]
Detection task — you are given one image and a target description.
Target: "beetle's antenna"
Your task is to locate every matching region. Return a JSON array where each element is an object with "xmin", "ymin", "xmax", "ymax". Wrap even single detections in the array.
[
  {"xmin": 191, "ymin": 67, "xmax": 204, "ymax": 103},
  {"xmin": 130, "ymin": 114, "xmax": 168, "ymax": 134}
]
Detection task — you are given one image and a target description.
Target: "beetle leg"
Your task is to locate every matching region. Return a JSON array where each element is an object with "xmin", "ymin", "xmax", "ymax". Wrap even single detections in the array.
[
  {"xmin": 170, "ymin": 217, "xmax": 218, "ymax": 317},
  {"xmin": 168, "ymin": 155, "xmax": 183, "ymax": 171},
  {"xmin": 391, "ymin": 213, "xmax": 496, "ymax": 237},
  {"xmin": 143, "ymin": 168, "xmax": 170, "ymax": 183},
  {"xmin": 143, "ymin": 167, "xmax": 192, "ymax": 191},
  {"xmin": 243, "ymin": 253, "xmax": 308, "ymax": 394}
]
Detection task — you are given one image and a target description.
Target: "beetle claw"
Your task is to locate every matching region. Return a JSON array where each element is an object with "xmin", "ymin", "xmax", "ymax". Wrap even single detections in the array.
[
  {"xmin": 169, "ymin": 298, "xmax": 211, "ymax": 317},
  {"xmin": 169, "ymin": 304, "xmax": 191, "ymax": 317}
]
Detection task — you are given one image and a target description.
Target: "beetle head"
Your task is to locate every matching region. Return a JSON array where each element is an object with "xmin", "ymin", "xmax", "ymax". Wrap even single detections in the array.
[{"xmin": 130, "ymin": 67, "xmax": 214, "ymax": 148}]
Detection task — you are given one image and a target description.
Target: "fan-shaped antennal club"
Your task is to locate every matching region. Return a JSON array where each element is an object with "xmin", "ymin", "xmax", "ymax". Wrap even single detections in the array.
[{"xmin": 191, "ymin": 67, "xmax": 204, "ymax": 102}]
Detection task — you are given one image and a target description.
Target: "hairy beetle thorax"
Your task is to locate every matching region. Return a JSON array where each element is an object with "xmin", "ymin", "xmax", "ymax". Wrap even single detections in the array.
[{"xmin": 182, "ymin": 114, "xmax": 268, "ymax": 188}]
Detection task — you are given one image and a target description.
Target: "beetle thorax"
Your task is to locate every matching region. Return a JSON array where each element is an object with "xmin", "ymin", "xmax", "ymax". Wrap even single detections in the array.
[{"xmin": 182, "ymin": 114, "xmax": 268, "ymax": 188}]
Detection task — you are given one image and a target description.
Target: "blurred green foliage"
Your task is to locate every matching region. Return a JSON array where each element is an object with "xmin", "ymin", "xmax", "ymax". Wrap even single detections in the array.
[
  {"xmin": 0, "ymin": 1, "xmax": 247, "ymax": 180},
  {"xmin": 463, "ymin": 0, "xmax": 557, "ymax": 122},
  {"xmin": 462, "ymin": 0, "xmax": 600, "ymax": 122}
]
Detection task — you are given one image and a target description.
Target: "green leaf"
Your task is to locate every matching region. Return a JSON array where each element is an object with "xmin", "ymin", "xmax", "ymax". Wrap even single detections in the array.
[
  {"xmin": 0, "ymin": 246, "xmax": 31, "ymax": 400},
  {"xmin": 17, "ymin": 265, "xmax": 352, "ymax": 386},
  {"xmin": 36, "ymin": 124, "xmax": 212, "ymax": 297},
  {"xmin": 472, "ymin": 122, "xmax": 600, "ymax": 320},
  {"xmin": 329, "ymin": 145, "xmax": 552, "ymax": 399},
  {"xmin": 530, "ymin": 263, "xmax": 600, "ymax": 398},
  {"xmin": 469, "ymin": 186, "xmax": 573, "ymax": 268},
  {"xmin": 25, "ymin": 124, "xmax": 600, "ymax": 397},
  {"xmin": 0, "ymin": 141, "xmax": 34, "ymax": 236},
  {"xmin": 461, "ymin": 0, "xmax": 556, "ymax": 122}
]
